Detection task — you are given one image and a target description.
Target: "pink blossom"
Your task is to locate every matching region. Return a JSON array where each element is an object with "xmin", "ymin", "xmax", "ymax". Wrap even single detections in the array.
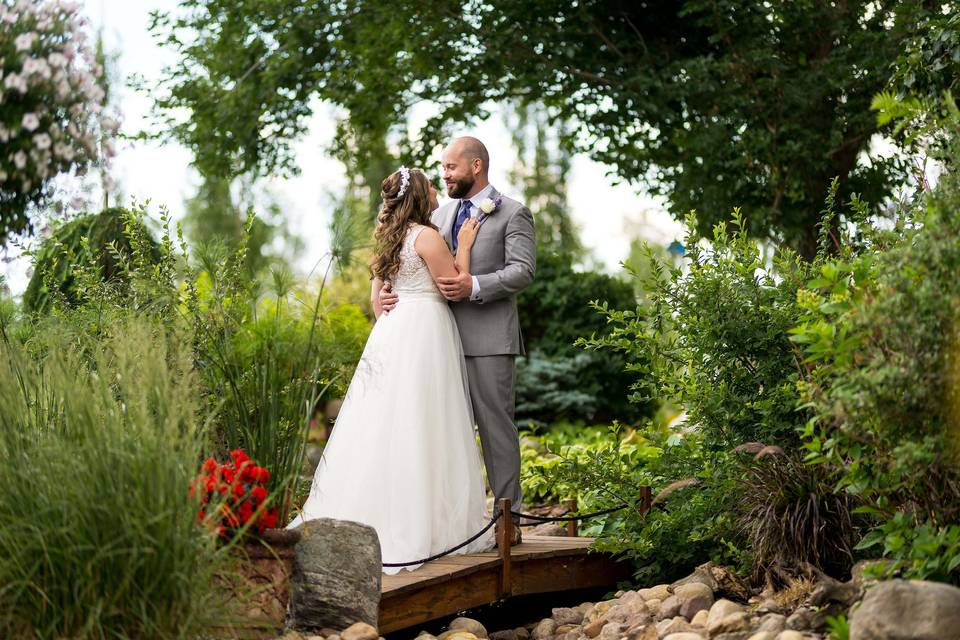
[
  {"xmin": 14, "ymin": 32, "xmax": 37, "ymax": 52},
  {"xmin": 13, "ymin": 151, "xmax": 28, "ymax": 169},
  {"xmin": 34, "ymin": 133, "xmax": 52, "ymax": 150},
  {"xmin": 22, "ymin": 113, "xmax": 40, "ymax": 132}
]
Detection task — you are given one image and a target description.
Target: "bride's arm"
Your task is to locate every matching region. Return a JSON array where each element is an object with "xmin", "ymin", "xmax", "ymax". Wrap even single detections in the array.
[
  {"xmin": 415, "ymin": 227, "xmax": 464, "ymax": 285},
  {"xmin": 371, "ymin": 276, "xmax": 385, "ymax": 319}
]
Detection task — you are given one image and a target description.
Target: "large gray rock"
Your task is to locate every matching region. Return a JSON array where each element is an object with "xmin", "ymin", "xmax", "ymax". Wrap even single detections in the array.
[
  {"xmin": 850, "ymin": 579, "xmax": 960, "ymax": 640},
  {"xmin": 674, "ymin": 582, "xmax": 714, "ymax": 620},
  {"xmin": 289, "ymin": 518, "xmax": 381, "ymax": 632}
]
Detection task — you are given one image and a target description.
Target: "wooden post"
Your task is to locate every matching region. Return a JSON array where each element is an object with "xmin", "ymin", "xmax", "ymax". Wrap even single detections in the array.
[
  {"xmin": 563, "ymin": 498, "xmax": 578, "ymax": 537},
  {"xmin": 496, "ymin": 498, "xmax": 513, "ymax": 598}
]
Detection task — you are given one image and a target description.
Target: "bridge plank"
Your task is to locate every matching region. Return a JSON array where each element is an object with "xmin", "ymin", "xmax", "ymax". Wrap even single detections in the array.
[{"xmin": 378, "ymin": 535, "xmax": 629, "ymax": 634}]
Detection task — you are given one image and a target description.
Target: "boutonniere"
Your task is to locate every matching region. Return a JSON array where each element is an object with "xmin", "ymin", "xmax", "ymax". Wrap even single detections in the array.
[{"xmin": 476, "ymin": 196, "xmax": 502, "ymax": 225}]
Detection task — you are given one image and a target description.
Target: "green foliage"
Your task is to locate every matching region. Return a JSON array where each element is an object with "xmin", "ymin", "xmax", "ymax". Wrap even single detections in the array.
[
  {"xmin": 0, "ymin": 318, "xmax": 231, "ymax": 638},
  {"xmin": 149, "ymin": 0, "xmax": 927, "ymax": 256},
  {"xmin": 825, "ymin": 613, "xmax": 850, "ymax": 640},
  {"xmin": 517, "ymin": 249, "xmax": 647, "ymax": 425},
  {"xmin": 23, "ymin": 207, "xmax": 160, "ymax": 315},
  {"xmin": 582, "ymin": 210, "xmax": 812, "ymax": 452},
  {"xmin": 790, "ymin": 109, "xmax": 960, "ymax": 584},
  {"xmin": 855, "ymin": 514, "xmax": 960, "ymax": 583}
]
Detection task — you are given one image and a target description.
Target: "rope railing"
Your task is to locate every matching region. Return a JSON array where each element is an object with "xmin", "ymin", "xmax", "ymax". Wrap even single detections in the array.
[
  {"xmin": 381, "ymin": 487, "xmax": 654, "ymax": 568},
  {"xmin": 382, "ymin": 508, "xmax": 502, "ymax": 568},
  {"xmin": 510, "ymin": 502, "xmax": 632, "ymax": 525}
]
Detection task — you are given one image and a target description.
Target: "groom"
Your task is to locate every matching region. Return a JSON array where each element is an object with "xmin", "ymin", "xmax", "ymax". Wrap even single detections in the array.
[{"xmin": 380, "ymin": 137, "xmax": 536, "ymax": 544}]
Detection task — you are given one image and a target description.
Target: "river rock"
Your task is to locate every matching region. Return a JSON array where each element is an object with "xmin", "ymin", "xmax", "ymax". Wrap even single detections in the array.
[
  {"xmin": 706, "ymin": 600, "xmax": 744, "ymax": 632},
  {"xmin": 555, "ymin": 625, "xmax": 579, "ymax": 635},
  {"xmin": 689, "ymin": 610, "xmax": 708, "ymax": 628},
  {"xmin": 673, "ymin": 582, "xmax": 714, "ymax": 620},
  {"xmin": 657, "ymin": 616, "xmax": 694, "ymax": 637},
  {"xmin": 708, "ymin": 612, "xmax": 749, "ymax": 635},
  {"xmin": 661, "ymin": 633, "xmax": 705, "ymax": 640},
  {"xmin": 583, "ymin": 619, "xmax": 605, "ymax": 638},
  {"xmin": 341, "ymin": 623, "xmax": 378, "ymax": 640},
  {"xmin": 774, "ymin": 632, "xmax": 805, "ymax": 640},
  {"xmin": 713, "ymin": 633, "xmax": 757, "ymax": 640},
  {"xmin": 670, "ymin": 562, "xmax": 719, "ymax": 593},
  {"xmin": 450, "ymin": 618, "xmax": 489, "ymax": 639},
  {"xmin": 606, "ymin": 604, "xmax": 634, "ymax": 623},
  {"xmin": 756, "ymin": 614, "xmax": 786, "ymax": 634},
  {"xmin": 599, "ymin": 622, "xmax": 629, "ymax": 640},
  {"xmin": 785, "ymin": 608, "xmax": 814, "ymax": 631},
  {"xmin": 640, "ymin": 585, "xmax": 673, "ymax": 601},
  {"xmin": 489, "ymin": 632, "xmax": 516, "ymax": 640},
  {"xmin": 514, "ymin": 627, "xmax": 531, "ymax": 640},
  {"xmin": 437, "ymin": 633, "xmax": 477, "ymax": 640},
  {"xmin": 657, "ymin": 596, "xmax": 681, "ymax": 620},
  {"xmin": 755, "ymin": 599, "xmax": 785, "ymax": 615},
  {"xmin": 849, "ymin": 579, "xmax": 960, "ymax": 640},
  {"xmin": 554, "ymin": 607, "xmax": 585, "ymax": 626},
  {"xmin": 289, "ymin": 519, "xmax": 381, "ymax": 632},
  {"xmin": 747, "ymin": 633, "xmax": 776, "ymax": 640},
  {"xmin": 627, "ymin": 626, "xmax": 658, "ymax": 640},
  {"xmin": 532, "ymin": 619, "xmax": 557, "ymax": 640}
]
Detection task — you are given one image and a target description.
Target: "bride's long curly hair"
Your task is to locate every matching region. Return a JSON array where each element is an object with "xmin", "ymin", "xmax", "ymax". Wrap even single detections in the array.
[{"xmin": 371, "ymin": 168, "xmax": 436, "ymax": 281}]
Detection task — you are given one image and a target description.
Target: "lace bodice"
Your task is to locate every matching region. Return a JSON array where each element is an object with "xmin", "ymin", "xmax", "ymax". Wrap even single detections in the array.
[{"xmin": 392, "ymin": 224, "xmax": 441, "ymax": 296}]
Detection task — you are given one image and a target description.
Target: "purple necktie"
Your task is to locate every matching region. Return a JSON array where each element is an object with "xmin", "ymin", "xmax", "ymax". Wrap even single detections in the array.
[{"xmin": 452, "ymin": 199, "xmax": 472, "ymax": 251}]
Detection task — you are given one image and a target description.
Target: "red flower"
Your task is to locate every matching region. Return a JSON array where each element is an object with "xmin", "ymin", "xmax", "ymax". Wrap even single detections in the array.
[
  {"xmin": 251, "ymin": 486, "xmax": 267, "ymax": 504},
  {"xmin": 202, "ymin": 457, "xmax": 217, "ymax": 473},
  {"xmin": 256, "ymin": 467, "xmax": 270, "ymax": 484},
  {"xmin": 221, "ymin": 466, "xmax": 235, "ymax": 484},
  {"xmin": 197, "ymin": 509, "xmax": 206, "ymax": 522},
  {"xmin": 232, "ymin": 483, "xmax": 246, "ymax": 499},
  {"xmin": 230, "ymin": 449, "xmax": 250, "ymax": 467},
  {"xmin": 260, "ymin": 509, "xmax": 277, "ymax": 532}
]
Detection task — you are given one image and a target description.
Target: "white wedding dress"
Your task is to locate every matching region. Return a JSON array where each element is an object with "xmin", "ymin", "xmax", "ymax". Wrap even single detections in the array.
[{"xmin": 287, "ymin": 224, "xmax": 494, "ymax": 574}]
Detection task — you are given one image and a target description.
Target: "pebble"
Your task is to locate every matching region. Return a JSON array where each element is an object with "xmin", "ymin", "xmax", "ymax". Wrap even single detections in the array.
[
  {"xmin": 341, "ymin": 623, "xmax": 379, "ymax": 640},
  {"xmin": 449, "ymin": 618, "xmax": 489, "ymax": 639}
]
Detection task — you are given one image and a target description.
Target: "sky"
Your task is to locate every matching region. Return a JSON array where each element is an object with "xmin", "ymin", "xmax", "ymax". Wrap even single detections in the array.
[{"xmin": 1, "ymin": 0, "xmax": 683, "ymax": 295}]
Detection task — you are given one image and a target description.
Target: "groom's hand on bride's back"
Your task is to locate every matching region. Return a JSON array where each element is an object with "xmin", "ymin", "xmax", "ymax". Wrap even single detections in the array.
[{"xmin": 379, "ymin": 282, "xmax": 399, "ymax": 314}]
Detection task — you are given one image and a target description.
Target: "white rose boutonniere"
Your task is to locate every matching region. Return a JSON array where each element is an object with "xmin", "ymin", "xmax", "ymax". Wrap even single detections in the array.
[{"xmin": 476, "ymin": 195, "xmax": 502, "ymax": 225}]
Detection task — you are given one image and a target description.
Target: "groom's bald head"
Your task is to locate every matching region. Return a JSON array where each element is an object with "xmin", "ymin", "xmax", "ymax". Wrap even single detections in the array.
[
  {"xmin": 448, "ymin": 136, "xmax": 490, "ymax": 176},
  {"xmin": 442, "ymin": 136, "xmax": 491, "ymax": 199}
]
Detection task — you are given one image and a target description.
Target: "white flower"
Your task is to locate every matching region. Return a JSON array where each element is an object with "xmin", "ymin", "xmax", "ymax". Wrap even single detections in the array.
[
  {"xmin": 0, "ymin": 125, "xmax": 8, "ymax": 143},
  {"xmin": 22, "ymin": 113, "xmax": 40, "ymax": 131},
  {"xmin": 2, "ymin": 12, "xmax": 18, "ymax": 25},
  {"xmin": 13, "ymin": 150, "xmax": 28, "ymax": 169},
  {"xmin": 4, "ymin": 73, "xmax": 28, "ymax": 93},
  {"xmin": 53, "ymin": 142, "xmax": 75, "ymax": 161},
  {"xmin": 0, "ymin": 170, "xmax": 7, "ymax": 182},
  {"xmin": 14, "ymin": 32, "xmax": 37, "ymax": 52},
  {"xmin": 48, "ymin": 52, "xmax": 67, "ymax": 68},
  {"xmin": 479, "ymin": 198, "xmax": 496, "ymax": 214},
  {"xmin": 34, "ymin": 133, "xmax": 51, "ymax": 150}
]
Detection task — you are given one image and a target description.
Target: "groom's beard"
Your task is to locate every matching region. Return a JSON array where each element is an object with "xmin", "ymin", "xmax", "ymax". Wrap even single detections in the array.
[{"xmin": 446, "ymin": 176, "xmax": 475, "ymax": 199}]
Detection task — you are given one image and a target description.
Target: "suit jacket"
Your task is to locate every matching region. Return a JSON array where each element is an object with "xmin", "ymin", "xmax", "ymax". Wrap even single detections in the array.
[{"xmin": 431, "ymin": 187, "xmax": 536, "ymax": 357}]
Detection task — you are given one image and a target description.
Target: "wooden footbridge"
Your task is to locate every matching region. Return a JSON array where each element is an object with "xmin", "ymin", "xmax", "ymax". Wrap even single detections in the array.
[{"xmin": 379, "ymin": 495, "xmax": 650, "ymax": 633}]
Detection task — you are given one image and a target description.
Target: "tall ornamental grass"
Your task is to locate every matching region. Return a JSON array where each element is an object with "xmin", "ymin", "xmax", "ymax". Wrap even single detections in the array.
[{"xmin": 0, "ymin": 319, "xmax": 230, "ymax": 638}]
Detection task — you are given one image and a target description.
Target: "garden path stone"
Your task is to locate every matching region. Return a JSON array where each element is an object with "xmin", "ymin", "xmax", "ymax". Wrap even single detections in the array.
[{"xmin": 289, "ymin": 518, "xmax": 381, "ymax": 632}]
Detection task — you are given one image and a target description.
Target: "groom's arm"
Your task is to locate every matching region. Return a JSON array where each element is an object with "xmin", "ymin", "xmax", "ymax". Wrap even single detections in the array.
[{"xmin": 474, "ymin": 205, "xmax": 536, "ymax": 304}]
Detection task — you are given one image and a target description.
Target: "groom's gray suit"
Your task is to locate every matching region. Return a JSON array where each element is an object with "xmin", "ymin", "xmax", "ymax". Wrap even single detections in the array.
[{"xmin": 432, "ymin": 186, "xmax": 536, "ymax": 521}]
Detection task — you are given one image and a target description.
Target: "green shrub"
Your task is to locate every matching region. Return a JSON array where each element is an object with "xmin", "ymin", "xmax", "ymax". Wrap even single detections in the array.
[
  {"xmin": 791, "ymin": 133, "xmax": 960, "ymax": 581},
  {"xmin": 517, "ymin": 249, "xmax": 649, "ymax": 425},
  {"xmin": 0, "ymin": 318, "xmax": 231, "ymax": 638},
  {"xmin": 23, "ymin": 207, "xmax": 160, "ymax": 315}
]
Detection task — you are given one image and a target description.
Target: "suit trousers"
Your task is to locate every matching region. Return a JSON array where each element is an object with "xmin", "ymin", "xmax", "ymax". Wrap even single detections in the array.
[{"xmin": 464, "ymin": 354, "xmax": 522, "ymax": 523}]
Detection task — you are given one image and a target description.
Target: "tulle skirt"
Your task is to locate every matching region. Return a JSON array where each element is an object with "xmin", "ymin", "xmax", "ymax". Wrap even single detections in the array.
[{"xmin": 287, "ymin": 291, "xmax": 494, "ymax": 574}]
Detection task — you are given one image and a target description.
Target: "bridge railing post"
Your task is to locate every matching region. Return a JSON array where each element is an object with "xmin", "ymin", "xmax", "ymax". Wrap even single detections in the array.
[
  {"xmin": 496, "ymin": 498, "xmax": 513, "ymax": 598},
  {"xmin": 563, "ymin": 498, "xmax": 578, "ymax": 537}
]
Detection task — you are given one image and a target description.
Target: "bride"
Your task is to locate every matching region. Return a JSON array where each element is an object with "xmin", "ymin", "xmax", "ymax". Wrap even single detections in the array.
[{"xmin": 287, "ymin": 166, "xmax": 495, "ymax": 574}]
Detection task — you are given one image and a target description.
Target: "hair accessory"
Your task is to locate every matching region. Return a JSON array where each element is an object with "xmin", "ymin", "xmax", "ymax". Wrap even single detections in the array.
[{"xmin": 396, "ymin": 166, "xmax": 411, "ymax": 197}]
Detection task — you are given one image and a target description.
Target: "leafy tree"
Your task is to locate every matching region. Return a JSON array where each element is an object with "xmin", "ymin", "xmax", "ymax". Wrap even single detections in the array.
[
  {"xmin": 149, "ymin": 0, "xmax": 927, "ymax": 257},
  {"xmin": 182, "ymin": 172, "xmax": 303, "ymax": 277}
]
